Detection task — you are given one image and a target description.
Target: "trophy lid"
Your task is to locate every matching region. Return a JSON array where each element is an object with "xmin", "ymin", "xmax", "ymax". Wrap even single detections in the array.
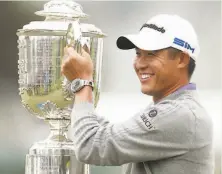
[
  {"xmin": 17, "ymin": 21, "xmax": 107, "ymax": 38},
  {"xmin": 16, "ymin": 0, "xmax": 107, "ymax": 37},
  {"xmin": 35, "ymin": 0, "xmax": 88, "ymax": 19},
  {"xmin": 80, "ymin": 23, "xmax": 107, "ymax": 38},
  {"xmin": 21, "ymin": 21, "xmax": 71, "ymax": 31},
  {"xmin": 17, "ymin": 21, "xmax": 74, "ymax": 36}
]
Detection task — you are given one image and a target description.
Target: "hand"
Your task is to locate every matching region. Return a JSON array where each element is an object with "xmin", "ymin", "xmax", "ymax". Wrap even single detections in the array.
[{"xmin": 61, "ymin": 46, "xmax": 93, "ymax": 81}]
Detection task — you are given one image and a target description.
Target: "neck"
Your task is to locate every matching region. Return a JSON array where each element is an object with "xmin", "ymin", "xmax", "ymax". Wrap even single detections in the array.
[{"xmin": 153, "ymin": 78, "xmax": 189, "ymax": 103}]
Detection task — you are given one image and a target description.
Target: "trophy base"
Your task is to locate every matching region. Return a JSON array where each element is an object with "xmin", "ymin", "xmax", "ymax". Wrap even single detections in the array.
[{"xmin": 25, "ymin": 140, "xmax": 89, "ymax": 174}]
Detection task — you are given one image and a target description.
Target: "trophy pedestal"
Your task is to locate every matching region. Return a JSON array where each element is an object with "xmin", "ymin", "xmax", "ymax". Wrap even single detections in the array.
[{"xmin": 25, "ymin": 128, "xmax": 89, "ymax": 174}]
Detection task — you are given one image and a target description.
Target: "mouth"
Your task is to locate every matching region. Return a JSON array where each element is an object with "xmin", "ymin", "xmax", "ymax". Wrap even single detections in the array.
[{"xmin": 139, "ymin": 73, "xmax": 155, "ymax": 83}]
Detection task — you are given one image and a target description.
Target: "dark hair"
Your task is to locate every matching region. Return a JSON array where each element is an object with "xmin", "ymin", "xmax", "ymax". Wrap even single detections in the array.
[
  {"xmin": 187, "ymin": 58, "xmax": 196, "ymax": 79},
  {"xmin": 167, "ymin": 47, "xmax": 196, "ymax": 79}
]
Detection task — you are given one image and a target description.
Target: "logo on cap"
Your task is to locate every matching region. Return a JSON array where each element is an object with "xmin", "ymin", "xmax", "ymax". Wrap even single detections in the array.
[
  {"xmin": 173, "ymin": 37, "xmax": 195, "ymax": 53},
  {"xmin": 140, "ymin": 23, "xmax": 165, "ymax": 33}
]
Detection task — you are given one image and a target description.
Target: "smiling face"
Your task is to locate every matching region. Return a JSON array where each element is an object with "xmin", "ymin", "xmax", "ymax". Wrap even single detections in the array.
[{"xmin": 133, "ymin": 47, "xmax": 189, "ymax": 101}]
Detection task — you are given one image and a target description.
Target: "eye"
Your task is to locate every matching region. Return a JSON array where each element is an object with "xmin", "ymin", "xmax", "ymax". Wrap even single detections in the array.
[
  {"xmin": 147, "ymin": 52, "xmax": 155, "ymax": 56},
  {"xmin": 136, "ymin": 51, "xmax": 141, "ymax": 56}
]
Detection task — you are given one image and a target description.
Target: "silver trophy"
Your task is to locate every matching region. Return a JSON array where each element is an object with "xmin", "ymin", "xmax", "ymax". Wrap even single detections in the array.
[{"xmin": 16, "ymin": 0, "xmax": 106, "ymax": 174}]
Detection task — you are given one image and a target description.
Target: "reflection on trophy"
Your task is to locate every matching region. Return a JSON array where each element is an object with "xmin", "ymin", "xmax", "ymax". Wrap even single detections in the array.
[{"xmin": 16, "ymin": 0, "xmax": 106, "ymax": 173}]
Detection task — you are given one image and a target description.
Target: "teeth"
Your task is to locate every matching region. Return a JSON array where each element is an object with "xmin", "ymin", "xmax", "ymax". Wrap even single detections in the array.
[{"xmin": 141, "ymin": 74, "xmax": 151, "ymax": 79}]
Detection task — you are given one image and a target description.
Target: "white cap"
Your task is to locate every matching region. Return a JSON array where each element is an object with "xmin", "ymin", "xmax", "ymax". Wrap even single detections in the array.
[{"xmin": 117, "ymin": 14, "xmax": 200, "ymax": 61}]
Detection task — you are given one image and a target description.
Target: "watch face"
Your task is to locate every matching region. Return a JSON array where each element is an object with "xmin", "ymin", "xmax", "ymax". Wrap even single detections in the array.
[
  {"xmin": 71, "ymin": 79, "xmax": 93, "ymax": 93},
  {"xmin": 73, "ymin": 80, "xmax": 80, "ymax": 90},
  {"xmin": 71, "ymin": 79, "xmax": 81, "ymax": 92}
]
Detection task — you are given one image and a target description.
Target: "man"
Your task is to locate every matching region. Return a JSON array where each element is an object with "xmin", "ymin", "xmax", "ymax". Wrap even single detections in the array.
[{"xmin": 61, "ymin": 14, "xmax": 214, "ymax": 174}]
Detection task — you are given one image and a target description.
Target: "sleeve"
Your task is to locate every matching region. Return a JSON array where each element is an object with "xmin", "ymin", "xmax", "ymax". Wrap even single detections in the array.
[
  {"xmin": 70, "ymin": 101, "xmax": 195, "ymax": 166},
  {"xmin": 96, "ymin": 114, "xmax": 109, "ymax": 127}
]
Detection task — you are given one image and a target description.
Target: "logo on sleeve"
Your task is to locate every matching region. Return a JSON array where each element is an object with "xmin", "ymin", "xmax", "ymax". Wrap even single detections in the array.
[
  {"xmin": 140, "ymin": 113, "xmax": 155, "ymax": 130},
  {"xmin": 148, "ymin": 109, "xmax": 157, "ymax": 117}
]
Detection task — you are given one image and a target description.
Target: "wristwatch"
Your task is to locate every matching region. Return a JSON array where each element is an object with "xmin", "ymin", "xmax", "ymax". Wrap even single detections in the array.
[{"xmin": 70, "ymin": 78, "xmax": 94, "ymax": 93}]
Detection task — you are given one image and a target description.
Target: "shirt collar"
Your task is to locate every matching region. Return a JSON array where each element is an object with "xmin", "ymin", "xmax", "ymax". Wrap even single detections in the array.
[
  {"xmin": 176, "ymin": 83, "xmax": 196, "ymax": 92},
  {"xmin": 154, "ymin": 83, "xmax": 197, "ymax": 104}
]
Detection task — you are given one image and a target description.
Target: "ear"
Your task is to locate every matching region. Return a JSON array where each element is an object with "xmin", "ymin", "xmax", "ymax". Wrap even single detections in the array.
[{"xmin": 177, "ymin": 52, "xmax": 190, "ymax": 69}]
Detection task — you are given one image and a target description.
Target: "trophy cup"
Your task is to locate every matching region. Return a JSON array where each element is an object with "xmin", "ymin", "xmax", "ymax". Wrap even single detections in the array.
[{"xmin": 16, "ymin": 0, "xmax": 106, "ymax": 173}]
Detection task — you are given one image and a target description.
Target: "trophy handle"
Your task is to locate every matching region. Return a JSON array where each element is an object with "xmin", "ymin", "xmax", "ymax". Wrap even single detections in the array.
[{"xmin": 66, "ymin": 22, "xmax": 82, "ymax": 53}]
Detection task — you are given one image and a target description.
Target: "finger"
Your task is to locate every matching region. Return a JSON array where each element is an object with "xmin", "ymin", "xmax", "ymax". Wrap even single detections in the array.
[
  {"xmin": 83, "ymin": 44, "xmax": 90, "ymax": 54},
  {"xmin": 61, "ymin": 60, "xmax": 69, "ymax": 72},
  {"xmin": 68, "ymin": 47, "xmax": 83, "ymax": 61},
  {"xmin": 61, "ymin": 56, "xmax": 76, "ymax": 72},
  {"xmin": 64, "ymin": 46, "xmax": 73, "ymax": 61},
  {"xmin": 64, "ymin": 46, "xmax": 78, "ymax": 56},
  {"xmin": 64, "ymin": 46, "xmax": 69, "ymax": 55},
  {"xmin": 81, "ymin": 46, "xmax": 90, "ymax": 58},
  {"xmin": 61, "ymin": 56, "xmax": 70, "ymax": 65},
  {"xmin": 67, "ymin": 47, "xmax": 76, "ymax": 55}
]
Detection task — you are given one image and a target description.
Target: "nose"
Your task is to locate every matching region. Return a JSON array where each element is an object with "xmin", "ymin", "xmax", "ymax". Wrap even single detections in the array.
[{"xmin": 134, "ymin": 56, "xmax": 149, "ymax": 70}]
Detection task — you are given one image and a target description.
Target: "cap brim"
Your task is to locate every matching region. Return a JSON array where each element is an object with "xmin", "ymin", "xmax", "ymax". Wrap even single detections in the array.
[
  {"xmin": 116, "ymin": 32, "xmax": 172, "ymax": 51},
  {"xmin": 116, "ymin": 35, "xmax": 137, "ymax": 50}
]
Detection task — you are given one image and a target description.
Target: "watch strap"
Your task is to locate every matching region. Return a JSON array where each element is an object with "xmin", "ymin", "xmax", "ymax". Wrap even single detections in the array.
[
  {"xmin": 83, "ymin": 80, "xmax": 94, "ymax": 89},
  {"xmin": 71, "ymin": 78, "xmax": 94, "ymax": 93}
]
